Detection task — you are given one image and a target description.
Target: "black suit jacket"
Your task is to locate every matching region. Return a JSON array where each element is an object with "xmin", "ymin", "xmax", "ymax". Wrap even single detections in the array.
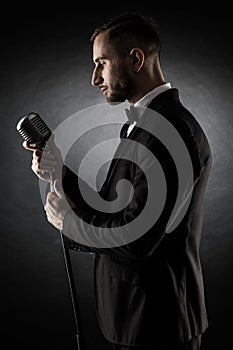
[{"xmin": 62, "ymin": 88, "xmax": 212, "ymax": 346}]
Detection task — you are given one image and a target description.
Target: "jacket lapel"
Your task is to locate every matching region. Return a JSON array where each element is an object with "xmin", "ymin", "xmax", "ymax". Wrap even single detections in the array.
[
  {"xmin": 101, "ymin": 126, "xmax": 139, "ymax": 193},
  {"xmin": 100, "ymin": 88, "xmax": 179, "ymax": 195}
]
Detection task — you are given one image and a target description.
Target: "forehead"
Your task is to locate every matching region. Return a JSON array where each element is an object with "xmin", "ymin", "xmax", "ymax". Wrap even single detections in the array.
[{"xmin": 93, "ymin": 31, "xmax": 114, "ymax": 61}]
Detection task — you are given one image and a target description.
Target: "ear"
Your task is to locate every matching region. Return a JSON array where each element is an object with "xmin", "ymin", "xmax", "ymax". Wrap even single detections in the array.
[{"xmin": 129, "ymin": 48, "xmax": 144, "ymax": 72}]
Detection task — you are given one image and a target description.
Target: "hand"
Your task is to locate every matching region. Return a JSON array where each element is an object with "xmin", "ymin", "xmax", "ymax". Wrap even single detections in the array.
[
  {"xmin": 23, "ymin": 134, "xmax": 65, "ymax": 183},
  {"xmin": 44, "ymin": 179, "xmax": 75, "ymax": 230}
]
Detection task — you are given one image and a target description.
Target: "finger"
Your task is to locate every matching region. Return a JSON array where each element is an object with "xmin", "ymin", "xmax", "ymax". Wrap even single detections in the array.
[
  {"xmin": 32, "ymin": 150, "xmax": 55, "ymax": 166},
  {"xmin": 34, "ymin": 148, "xmax": 42, "ymax": 155},
  {"xmin": 45, "ymin": 196, "xmax": 57, "ymax": 216},
  {"xmin": 44, "ymin": 204, "xmax": 54, "ymax": 224},
  {"xmin": 44, "ymin": 201, "xmax": 53, "ymax": 216},
  {"xmin": 39, "ymin": 159, "xmax": 57, "ymax": 169},
  {"xmin": 47, "ymin": 191, "xmax": 57, "ymax": 203},
  {"xmin": 40, "ymin": 152, "xmax": 55, "ymax": 161},
  {"xmin": 54, "ymin": 179, "xmax": 64, "ymax": 198},
  {"xmin": 23, "ymin": 141, "xmax": 40, "ymax": 151},
  {"xmin": 32, "ymin": 157, "xmax": 41, "ymax": 170},
  {"xmin": 37, "ymin": 166, "xmax": 56, "ymax": 172},
  {"xmin": 32, "ymin": 149, "xmax": 53, "ymax": 172}
]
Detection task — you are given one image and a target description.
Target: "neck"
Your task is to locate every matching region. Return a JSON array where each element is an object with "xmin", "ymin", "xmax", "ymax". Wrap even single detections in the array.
[
  {"xmin": 128, "ymin": 68, "xmax": 166, "ymax": 104},
  {"xmin": 128, "ymin": 80, "xmax": 165, "ymax": 104}
]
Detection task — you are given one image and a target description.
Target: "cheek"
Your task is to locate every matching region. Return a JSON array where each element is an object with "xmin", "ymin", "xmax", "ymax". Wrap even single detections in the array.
[
  {"xmin": 103, "ymin": 66, "xmax": 111, "ymax": 84},
  {"xmin": 115, "ymin": 68, "xmax": 131, "ymax": 89},
  {"xmin": 106, "ymin": 61, "xmax": 131, "ymax": 89},
  {"xmin": 108, "ymin": 66, "xmax": 121, "ymax": 85}
]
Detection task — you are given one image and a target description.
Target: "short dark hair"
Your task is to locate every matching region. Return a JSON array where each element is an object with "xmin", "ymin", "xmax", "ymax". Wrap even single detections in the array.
[{"xmin": 90, "ymin": 12, "xmax": 161, "ymax": 59}]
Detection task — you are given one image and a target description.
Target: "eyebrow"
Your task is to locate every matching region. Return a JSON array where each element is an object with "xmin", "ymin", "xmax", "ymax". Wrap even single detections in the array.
[{"xmin": 94, "ymin": 55, "xmax": 108, "ymax": 63}]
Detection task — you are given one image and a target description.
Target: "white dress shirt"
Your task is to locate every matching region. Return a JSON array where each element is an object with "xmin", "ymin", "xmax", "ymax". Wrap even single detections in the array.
[{"xmin": 127, "ymin": 82, "xmax": 172, "ymax": 137}]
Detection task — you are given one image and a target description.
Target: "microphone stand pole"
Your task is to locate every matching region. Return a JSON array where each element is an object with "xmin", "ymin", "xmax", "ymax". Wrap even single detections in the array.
[
  {"xmin": 60, "ymin": 231, "xmax": 84, "ymax": 350},
  {"xmin": 49, "ymin": 175, "xmax": 84, "ymax": 350}
]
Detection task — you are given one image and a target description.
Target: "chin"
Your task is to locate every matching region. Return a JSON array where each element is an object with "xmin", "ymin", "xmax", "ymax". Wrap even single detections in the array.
[
  {"xmin": 107, "ymin": 94, "xmax": 126, "ymax": 104},
  {"xmin": 108, "ymin": 101, "xmax": 122, "ymax": 106}
]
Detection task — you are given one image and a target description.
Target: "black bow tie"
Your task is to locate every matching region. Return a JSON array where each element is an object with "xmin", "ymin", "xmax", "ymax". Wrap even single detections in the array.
[
  {"xmin": 120, "ymin": 106, "xmax": 139, "ymax": 138},
  {"xmin": 124, "ymin": 105, "xmax": 139, "ymax": 124}
]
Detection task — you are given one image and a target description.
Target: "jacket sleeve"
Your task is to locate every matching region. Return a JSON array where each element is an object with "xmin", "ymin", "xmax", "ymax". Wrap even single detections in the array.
[{"xmin": 62, "ymin": 136, "xmax": 179, "ymax": 260}]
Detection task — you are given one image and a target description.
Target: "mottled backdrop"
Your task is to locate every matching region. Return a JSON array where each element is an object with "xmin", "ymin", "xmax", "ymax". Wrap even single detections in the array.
[{"xmin": 0, "ymin": 3, "xmax": 232, "ymax": 350}]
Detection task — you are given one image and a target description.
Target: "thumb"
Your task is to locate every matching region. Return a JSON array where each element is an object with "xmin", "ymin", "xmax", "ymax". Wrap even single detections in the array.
[
  {"xmin": 53, "ymin": 179, "xmax": 64, "ymax": 198},
  {"xmin": 23, "ymin": 140, "xmax": 39, "ymax": 151}
]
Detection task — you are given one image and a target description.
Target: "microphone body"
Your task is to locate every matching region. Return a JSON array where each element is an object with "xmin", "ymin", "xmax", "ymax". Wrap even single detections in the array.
[
  {"xmin": 16, "ymin": 112, "xmax": 54, "ymax": 191},
  {"xmin": 16, "ymin": 112, "xmax": 51, "ymax": 149}
]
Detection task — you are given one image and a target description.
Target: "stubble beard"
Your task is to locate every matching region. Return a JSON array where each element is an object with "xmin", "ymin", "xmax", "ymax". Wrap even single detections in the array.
[{"xmin": 106, "ymin": 70, "xmax": 133, "ymax": 104}]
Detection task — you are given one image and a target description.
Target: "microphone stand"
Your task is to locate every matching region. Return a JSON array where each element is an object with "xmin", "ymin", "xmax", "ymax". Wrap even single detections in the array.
[
  {"xmin": 16, "ymin": 112, "xmax": 84, "ymax": 349},
  {"xmin": 59, "ymin": 230, "xmax": 83, "ymax": 350},
  {"xmin": 49, "ymin": 173, "xmax": 84, "ymax": 350}
]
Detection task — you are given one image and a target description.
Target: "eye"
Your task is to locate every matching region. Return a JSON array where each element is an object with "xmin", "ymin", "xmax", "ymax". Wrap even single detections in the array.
[{"xmin": 94, "ymin": 59, "xmax": 107, "ymax": 70}]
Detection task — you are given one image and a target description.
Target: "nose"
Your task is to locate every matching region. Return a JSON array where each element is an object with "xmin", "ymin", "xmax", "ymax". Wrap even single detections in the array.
[{"xmin": 91, "ymin": 67, "xmax": 103, "ymax": 86}]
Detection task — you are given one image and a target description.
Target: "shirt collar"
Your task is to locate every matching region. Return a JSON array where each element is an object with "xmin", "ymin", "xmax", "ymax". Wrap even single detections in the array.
[
  {"xmin": 125, "ymin": 83, "xmax": 172, "ymax": 136},
  {"xmin": 134, "ymin": 82, "xmax": 172, "ymax": 109}
]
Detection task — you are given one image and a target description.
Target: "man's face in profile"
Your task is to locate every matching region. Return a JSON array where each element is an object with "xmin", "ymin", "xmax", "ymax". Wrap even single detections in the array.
[{"xmin": 91, "ymin": 31, "xmax": 134, "ymax": 104}]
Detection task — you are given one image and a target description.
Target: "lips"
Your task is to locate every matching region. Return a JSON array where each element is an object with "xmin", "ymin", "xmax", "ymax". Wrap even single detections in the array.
[{"xmin": 100, "ymin": 86, "xmax": 107, "ymax": 94}]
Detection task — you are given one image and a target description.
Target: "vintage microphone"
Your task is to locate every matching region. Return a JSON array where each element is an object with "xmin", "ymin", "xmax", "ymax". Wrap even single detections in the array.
[{"xmin": 16, "ymin": 112, "xmax": 84, "ymax": 350}]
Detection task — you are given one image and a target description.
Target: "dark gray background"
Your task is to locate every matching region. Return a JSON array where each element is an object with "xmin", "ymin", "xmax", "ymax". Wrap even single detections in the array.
[{"xmin": 0, "ymin": 3, "xmax": 232, "ymax": 350}]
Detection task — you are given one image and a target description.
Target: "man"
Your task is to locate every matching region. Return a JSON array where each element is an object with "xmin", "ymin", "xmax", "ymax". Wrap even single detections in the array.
[{"xmin": 24, "ymin": 13, "xmax": 212, "ymax": 350}]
